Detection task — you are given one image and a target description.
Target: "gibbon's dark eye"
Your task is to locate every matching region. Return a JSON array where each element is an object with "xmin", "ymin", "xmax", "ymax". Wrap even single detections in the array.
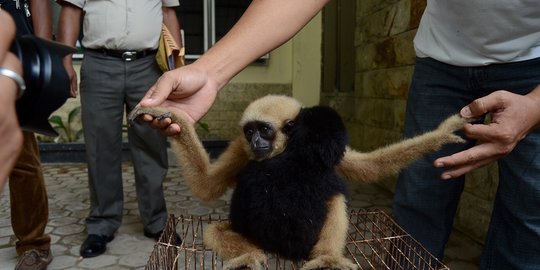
[
  {"xmin": 244, "ymin": 127, "xmax": 254, "ymax": 140},
  {"xmin": 259, "ymin": 123, "xmax": 275, "ymax": 140},
  {"xmin": 260, "ymin": 125, "xmax": 270, "ymax": 136},
  {"xmin": 282, "ymin": 120, "xmax": 295, "ymax": 134}
]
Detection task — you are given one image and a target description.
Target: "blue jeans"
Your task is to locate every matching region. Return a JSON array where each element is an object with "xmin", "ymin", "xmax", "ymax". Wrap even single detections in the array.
[{"xmin": 393, "ymin": 57, "xmax": 540, "ymax": 270}]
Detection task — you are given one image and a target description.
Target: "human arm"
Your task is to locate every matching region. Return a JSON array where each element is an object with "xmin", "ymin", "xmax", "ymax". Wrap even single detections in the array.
[
  {"xmin": 162, "ymin": 6, "xmax": 182, "ymax": 48},
  {"xmin": 434, "ymin": 88, "xmax": 540, "ymax": 179},
  {"xmin": 0, "ymin": 10, "xmax": 23, "ymax": 189},
  {"xmin": 56, "ymin": 1, "xmax": 82, "ymax": 97},
  {"xmin": 29, "ymin": 0, "xmax": 52, "ymax": 39},
  {"xmin": 138, "ymin": 0, "xmax": 330, "ymax": 136}
]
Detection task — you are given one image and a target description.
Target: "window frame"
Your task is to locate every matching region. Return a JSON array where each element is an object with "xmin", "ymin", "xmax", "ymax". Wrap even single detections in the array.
[{"xmin": 179, "ymin": 0, "xmax": 268, "ymax": 64}]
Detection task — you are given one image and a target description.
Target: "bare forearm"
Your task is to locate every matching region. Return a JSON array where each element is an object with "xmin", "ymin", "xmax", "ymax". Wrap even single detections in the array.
[
  {"xmin": 162, "ymin": 7, "xmax": 182, "ymax": 48},
  {"xmin": 29, "ymin": 0, "xmax": 52, "ymax": 39},
  {"xmin": 57, "ymin": 2, "xmax": 82, "ymax": 65},
  {"xmin": 193, "ymin": 0, "xmax": 330, "ymax": 90}
]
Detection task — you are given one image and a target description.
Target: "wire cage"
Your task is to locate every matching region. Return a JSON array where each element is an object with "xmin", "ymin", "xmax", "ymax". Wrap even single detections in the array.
[{"xmin": 145, "ymin": 209, "xmax": 448, "ymax": 270}]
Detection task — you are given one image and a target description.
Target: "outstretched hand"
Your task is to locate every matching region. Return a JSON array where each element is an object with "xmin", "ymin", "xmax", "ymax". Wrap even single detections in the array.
[
  {"xmin": 435, "ymin": 89, "xmax": 540, "ymax": 179},
  {"xmin": 136, "ymin": 64, "xmax": 220, "ymax": 136}
]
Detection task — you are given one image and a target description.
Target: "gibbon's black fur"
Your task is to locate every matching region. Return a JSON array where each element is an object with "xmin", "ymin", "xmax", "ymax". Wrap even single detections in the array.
[{"xmin": 230, "ymin": 106, "xmax": 349, "ymax": 260}]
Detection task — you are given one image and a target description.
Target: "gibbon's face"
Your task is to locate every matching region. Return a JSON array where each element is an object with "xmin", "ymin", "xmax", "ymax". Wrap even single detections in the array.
[
  {"xmin": 243, "ymin": 121, "xmax": 276, "ymax": 159},
  {"xmin": 243, "ymin": 119, "xmax": 296, "ymax": 160},
  {"xmin": 239, "ymin": 95, "xmax": 303, "ymax": 161}
]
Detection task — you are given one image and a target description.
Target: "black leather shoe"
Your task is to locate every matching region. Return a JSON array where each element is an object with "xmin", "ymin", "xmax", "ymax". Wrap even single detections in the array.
[
  {"xmin": 80, "ymin": 234, "xmax": 114, "ymax": 258},
  {"xmin": 144, "ymin": 230, "xmax": 182, "ymax": 245},
  {"xmin": 143, "ymin": 230, "xmax": 163, "ymax": 241}
]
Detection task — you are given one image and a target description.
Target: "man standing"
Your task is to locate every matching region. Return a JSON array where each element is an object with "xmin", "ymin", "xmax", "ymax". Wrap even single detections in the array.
[{"xmin": 57, "ymin": 0, "xmax": 181, "ymax": 258}]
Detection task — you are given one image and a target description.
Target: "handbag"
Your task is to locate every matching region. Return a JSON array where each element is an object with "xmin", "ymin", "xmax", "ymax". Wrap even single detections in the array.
[{"xmin": 156, "ymin": 24, "xmax": 185, "ymax": 72}]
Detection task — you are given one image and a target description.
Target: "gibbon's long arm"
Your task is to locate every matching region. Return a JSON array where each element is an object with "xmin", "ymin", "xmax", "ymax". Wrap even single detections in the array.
[
  {"xmin": 337, "ymin": 114, "xmax": 467, "ymax": 183},
  {"xmin": 129, "ymin": 107, "xmax": 248, "ymax": 201}
]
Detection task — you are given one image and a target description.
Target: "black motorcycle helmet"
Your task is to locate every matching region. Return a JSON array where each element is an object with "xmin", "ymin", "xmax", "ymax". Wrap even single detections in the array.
[{"xmin": 11, "ymin": 35, "xmax": 76, "ymax": 137}]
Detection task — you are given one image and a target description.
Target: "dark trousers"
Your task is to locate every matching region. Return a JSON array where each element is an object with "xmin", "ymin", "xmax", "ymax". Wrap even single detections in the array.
[
  {"xmin": 393, "ymin": 57, "xmax": 540, "ymax": 270},
  {"xmin": 80, "ymin": 50, "xmax": 169, "ymax": 236},
  {"xmin": 9, "ymin": 131, "xmax": 50, "ymax": 255}
]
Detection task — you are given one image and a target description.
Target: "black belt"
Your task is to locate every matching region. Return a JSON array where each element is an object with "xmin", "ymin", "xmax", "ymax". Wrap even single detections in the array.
[{"xmin": 86, "ymin": 48, "xmax": 157, "ymax": 61}]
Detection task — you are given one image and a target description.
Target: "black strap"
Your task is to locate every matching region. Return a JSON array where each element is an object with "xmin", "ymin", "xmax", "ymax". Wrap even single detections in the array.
[{"xmin": 1, "ymin": 0, "xmax": 33, "ymax": 36}]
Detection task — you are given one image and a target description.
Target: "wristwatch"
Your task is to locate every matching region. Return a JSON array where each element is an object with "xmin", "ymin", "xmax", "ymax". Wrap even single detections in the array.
[{"xmin": 0, "ymin": 67, "xmax": 26, "ymax": 98}]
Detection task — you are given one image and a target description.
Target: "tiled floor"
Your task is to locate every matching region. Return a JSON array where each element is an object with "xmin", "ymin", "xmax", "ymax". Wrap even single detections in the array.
[{"xmin": 0, "ymin": 162, "xmax": 482, "ymax": 269}]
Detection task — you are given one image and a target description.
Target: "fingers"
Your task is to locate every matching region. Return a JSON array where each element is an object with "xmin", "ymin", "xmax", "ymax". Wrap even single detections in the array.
[
  {"xmin": 137, "ymin": 114, "xmax": 182, "ymax": 136},
  {"xmin": 140, "ymin": 72, "xmax": 177, "ymax": 107},
  {"xmin": 460, "ymin": 90, "xmax": 506, "ymax": 118},
  {"xmin": 163, "ymin": 124, "xmax": 182, "ymax": 136},
  {"xmin": 70, "ymin": 76, "xmax": 78, "ymax": 97},
  {"xmin": 437, "ymin": 157, "xmax": 493, "ymax": 179},
  {"xmin": 434, "ymin": 143, "xmax": 502, "ymax": 179}
]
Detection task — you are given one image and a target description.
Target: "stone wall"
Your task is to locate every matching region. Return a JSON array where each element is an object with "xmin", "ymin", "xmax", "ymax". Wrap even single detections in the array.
[{"xmin": 322, "ymin": 0, "xmax": 494, "ymax": 245}]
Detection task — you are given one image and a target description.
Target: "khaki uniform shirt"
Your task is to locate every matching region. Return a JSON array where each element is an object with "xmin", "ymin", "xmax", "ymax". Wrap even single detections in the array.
[{"xmin": 61, "ymin": 0, "xmax": 179, "ymax": 51}]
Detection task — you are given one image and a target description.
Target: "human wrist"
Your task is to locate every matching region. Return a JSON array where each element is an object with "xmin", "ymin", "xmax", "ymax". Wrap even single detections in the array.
[
  {"xmin": 0, "ymin": 67, "xmax": 25, "ymax": 99},
  {"xmin": 191, "ymin": 57, "xmax": 230, "ymax": 91},
  {"xmin": 527, "ymin": 85, "xmax": 540, "ymax": 129}
]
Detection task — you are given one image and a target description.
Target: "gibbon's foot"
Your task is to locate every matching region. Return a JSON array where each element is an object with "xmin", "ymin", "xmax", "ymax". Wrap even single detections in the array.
[
  {"xmin": 435, "ymin": 114, "xmax": 467, "ymax": 144},
  {"xmin": 300, "ymin": 255, "xmax": 358, "ymax": 270},
  {"xmin": 127, "ymin": 106, "xmax": 172, "ymax": 125},
  {"xmin": 223, "ymin": 253, "xmax": 267, "ymax": 270}
]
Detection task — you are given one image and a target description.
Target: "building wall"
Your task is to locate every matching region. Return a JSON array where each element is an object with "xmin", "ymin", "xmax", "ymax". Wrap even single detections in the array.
[
  {"xmin": 322, "ymin": 0, "xmax": 495, "ymax": 245},
  {"xmin": 47, "ymin": 13, "xmax": 323, "ymax": 142}
]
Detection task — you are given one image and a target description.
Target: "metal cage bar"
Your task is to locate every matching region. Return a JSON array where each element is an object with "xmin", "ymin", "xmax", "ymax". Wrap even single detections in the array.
[{"xmin": 145, "ymin": 210, "xmax": 448, "ymax": 270}]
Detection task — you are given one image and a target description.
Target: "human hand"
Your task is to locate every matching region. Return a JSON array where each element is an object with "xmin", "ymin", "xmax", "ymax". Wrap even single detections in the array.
[
  {"xmin": 434, "ymin": 89, "xmax": 540, "ymax": 179},
  {"xmin": 137, "ymin": 64, "xmax": 219, "ymax": 136},
  {"xmin": 0, "ymin": 10, "xmax": 23, "ymax": 186},
  {"xmin": 63, "ymin": 56, "xmax": 78, "ymax": 97}
]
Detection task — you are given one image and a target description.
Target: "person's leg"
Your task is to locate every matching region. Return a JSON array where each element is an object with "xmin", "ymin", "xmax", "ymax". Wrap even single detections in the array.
[
  {"xmin": 80, "ymin": 52, "xmax": 126, "ymax": 236},
  {"xmin": 125, "ymin": 56, "xmax": 168, "ymax": 235},
  {"xmin": 9, "ymin": 131, "xmax": 52, "ymax": 267},
  {"xmin": 393, "ymin": 57, "xmax": 478, "ymax": 259},
  {"xmin": 478, "ymin": 58, "xmax": 540, "ymax": 270}
]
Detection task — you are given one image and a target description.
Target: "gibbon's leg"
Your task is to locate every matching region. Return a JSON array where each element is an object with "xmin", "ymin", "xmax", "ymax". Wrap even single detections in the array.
[
  {"xmin": 301, "ymin": 195, "xmax": 358, "ymax": 270},
  {"xmin": 128, "ymin": 107, "xmax": 249, "ymax": 201},
  {"xmin": 204, "ymin": 222, "xmax": 267, "ymax": 270},
  {"xmin": 337, "ymin": 114, "xmax": 466, "ymax": 183}
]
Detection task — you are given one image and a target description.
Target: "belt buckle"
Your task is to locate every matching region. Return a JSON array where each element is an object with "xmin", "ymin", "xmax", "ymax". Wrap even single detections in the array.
[{"xmin": 122, "ymin": 51, "xmax": 136, "ymax": 61}]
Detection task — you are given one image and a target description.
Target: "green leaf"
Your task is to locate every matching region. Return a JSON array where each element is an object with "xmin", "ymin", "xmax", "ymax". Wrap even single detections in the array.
[
  {"xmin": 49, "ymin": 115, "xmax": 65, "ymax": 129},
  {"xmin": 68, "ymin": 106, "xmax": 81, "ymax": 124}
]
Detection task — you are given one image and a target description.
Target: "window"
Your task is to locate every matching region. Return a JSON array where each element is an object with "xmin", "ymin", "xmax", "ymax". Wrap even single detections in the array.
[{"xmin": 177, "ymin": 0, "xmax": 268, "ymax": 63}]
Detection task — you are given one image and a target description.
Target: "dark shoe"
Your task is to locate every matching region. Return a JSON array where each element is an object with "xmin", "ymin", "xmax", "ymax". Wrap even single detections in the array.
[
  {"xmin": 80, "ymin": 234, "xmax": 114, "ymax": 258},
  {"xmin": 15, "ymin": 249, "xmax": 52, "ymax": 270},
  {"xmin": 144, "ymin": 230, "xmax": 182, "ymax": 245},
  {"xmin": 143, "ymin": 230, "xmax": 163, "ymax": 241}
]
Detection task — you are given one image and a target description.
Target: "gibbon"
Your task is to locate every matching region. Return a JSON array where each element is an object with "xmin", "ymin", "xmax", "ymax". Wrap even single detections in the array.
[{"xmin": 129, "ymin": 95, "xmax": 466, "ymax": 270}]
